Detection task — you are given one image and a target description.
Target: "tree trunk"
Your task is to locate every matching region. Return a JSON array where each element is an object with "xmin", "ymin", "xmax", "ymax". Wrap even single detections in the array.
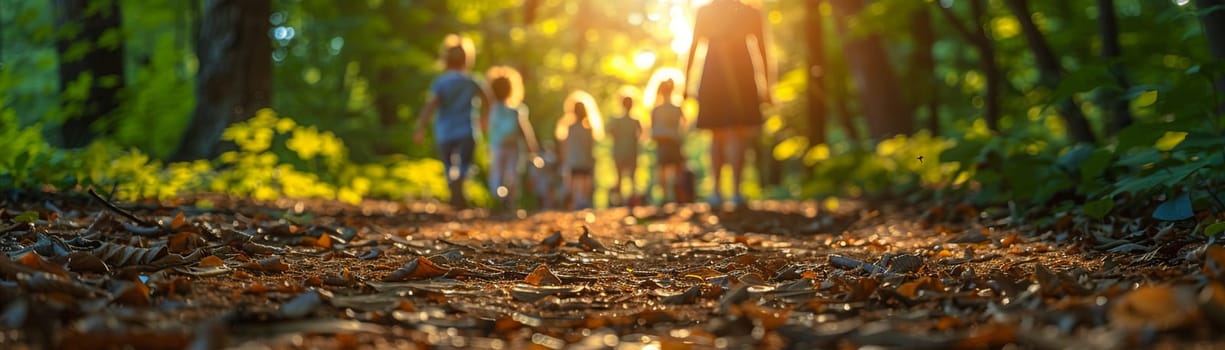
[
  {"xmin": 830, "ymin": 0, "xmax": 914, "ymax": 140},
  {"xmin": 1097, "ymin": 0, "xmax": 1134, "ymax": 135},
  {"xmin": 936, "ymin": 0, "xmax": 1001, "ymax": 132},
  {"xmin": 171, "ymin": 0, "xmax": 272, "ymax": 161},
  {"xmin": 803, "ymin": 0, "xmax": 828, "ymax": 145},
  {"xmin": 53, "ymin": 0, "xmax": 125, "ymax": 148},
  {"xmin": 1004, "ymin": 0, "xmax": 1097, "ymax": 143},
  {"xmin": 910, "ymin": 5, "xmax": 940, "ymax": 135},
  {"xmin": 1196, "ymin": 0, "xmax": 1225, "ymax": 115}
]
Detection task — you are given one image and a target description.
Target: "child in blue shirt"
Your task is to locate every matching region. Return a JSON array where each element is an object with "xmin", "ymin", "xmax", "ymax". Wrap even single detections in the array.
[
  {"xmin": 485, "ymin": 66, "xmax": 539, "ymax": 209},
  {"xmin": 414, "ymin": 35, "xmax": 491, "ymax": 209}
]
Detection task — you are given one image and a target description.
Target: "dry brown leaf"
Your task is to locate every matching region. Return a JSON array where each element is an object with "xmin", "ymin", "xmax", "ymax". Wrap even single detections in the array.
[
  {"xmin": 524, "ymin": 264, "xmax": 562, "ymax": 286},
  {"xmin": 396, "ymin": 299, "xmax": 416, "ymax": 312},
  {"xmin": 999, "ymin": 233, "xmax": 1019, "ymax": 248},
  {"xmin": 112, "ymin": 280, "xmax": 151, "ymax": 307},
  {"xmin": 240, "ymin": 257, "xmax": 290, "ymax": 272},
  {"xmin": 170, "ymin": 212, "xmax": 186, "ymax": 230},
  {"xmin": 578, "ymin": 226, "xmax": 605, "ymax": 252},
  {"xmin": 1110, "ymin": 284, "xmax": 1198, "ymax": 331},
  {"xmin": 740, "ymin": 303, "xmax": 790, "ymax": 330},
  {"xmin": 539, "ymin": 231, "xmax": 563, "ymax": 251},
  {"xmin": 168, "ymin": 232, "xmax": 202, "ymax": 253},
  {"xmin": 955, "ymin": 323, "xmax": 1015, "ymax": 349},
  {"xmin": 198, "ymin": 255, "xmax": 224, "ymax": 268},
  {"xmin": 17, "ymin": 252, "xmax": 69, "ymax": 277},
  {"xmin": 383, "ymin": 256, "xmax": 450, "ymax": 281},
  {"xmin": 315, "ymin": 234, "xmax": 333, "ymax": 249}
]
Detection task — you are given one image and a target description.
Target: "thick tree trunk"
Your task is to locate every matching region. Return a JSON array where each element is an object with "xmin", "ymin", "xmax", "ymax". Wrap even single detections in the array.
[
  {"xmin": 1097, "ymin": 0, "xmax": 1134, "ymax": 135},
  {"xmin": 172, "ymin": 0, "xmax": 272, "ymax": 161},
  {"xmin": 910, "ymin": 6, "xmax": 940, "ymax": 135},
  {"xmin": 1196, "ymin": 0, "xmax": 1225, "ymax": 115},
  {"xmin": 830, "ymin": 0, "xmax": 914, "ymax": 140},
  {"xmin": 803, "ymin": 0, "xmax": 828, "ymax": 144},
  {"xmin": 936, "ymin": 0, "xmax": 1001, "ymax": 132},
  {"xmin": 1004, "ymin": 0, "xmax": 1096, "ymax": 144},
  {"xmin": 53, "ymin": 0, "xmax": 125, "ymax": 148}
]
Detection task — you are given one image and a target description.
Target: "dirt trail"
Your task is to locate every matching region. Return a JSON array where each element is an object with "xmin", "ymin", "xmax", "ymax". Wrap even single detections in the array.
[{"xmin": 1, "ymin": 196, "xmax": 1219, "ymax": 349}]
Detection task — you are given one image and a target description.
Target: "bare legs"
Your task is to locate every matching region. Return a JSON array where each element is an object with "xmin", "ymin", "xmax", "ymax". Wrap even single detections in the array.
[
  {"xmin": 709, "ymin": 126, "xmax": 754, "ymax": 206},
  {"xmin": 569, "ymin": 173, "xmax": 593, "ymax": 210}
]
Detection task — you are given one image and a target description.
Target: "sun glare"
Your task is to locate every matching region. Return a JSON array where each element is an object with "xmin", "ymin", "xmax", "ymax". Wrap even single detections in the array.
[
  {"xmin": 668, "ymin": 5, "xmax": 693, "ymax": 54},
  {"xmin": 633, "ymin": 51, "xmax": 657, "ymax": 70}
]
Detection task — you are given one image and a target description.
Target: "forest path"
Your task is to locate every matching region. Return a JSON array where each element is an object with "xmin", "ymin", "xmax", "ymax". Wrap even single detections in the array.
[{"xmin": 1, "ymin": 196, "xmax": 1217, "ymax": 349}]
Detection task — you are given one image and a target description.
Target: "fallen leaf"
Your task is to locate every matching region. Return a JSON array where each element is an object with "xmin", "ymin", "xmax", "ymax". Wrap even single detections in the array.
[
  {"xmin": 198, "ymin": 255, "xmax": 225, "ymax": 268},
  {"xmin": 539, "ymin": 231, "xmax": 564, "ymax": 251},
  {"xmin": 240, "ymin": 257, "xmax": 290, "ymax": 272},
  {"xmin": 383, "ymin": 256, "xmax": 450, "ymax": 281},
  {"xmin": 111, "ymin": 280, "xmax": 151, "ymax": 307},
  {"xmin": 170, "ymin": 212, "xmax": 186, "ymax": 229},
  {"xmin": 524, "ymin": 264, "xmax": 562, "ymax": 286},
  {"xmin": 315, "ymin": 234, "xmax": 333, "ymax": 249},
  {"xmin": 579, "ymin": 226, "xmax": 606, "ymax": 252},
  {"xmin": 1110, "ymin": 284, "xmax": 1198, "ymax": 331}
]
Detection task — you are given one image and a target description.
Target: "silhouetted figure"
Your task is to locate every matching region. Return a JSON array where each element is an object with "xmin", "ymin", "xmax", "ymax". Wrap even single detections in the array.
[
  {"xmin": 685, "ymin": 0, "xmax": 771, "ymax": 208},
  {"xmin": 415, "ymin": 35, "xmax": 491, "ymax": 209}
]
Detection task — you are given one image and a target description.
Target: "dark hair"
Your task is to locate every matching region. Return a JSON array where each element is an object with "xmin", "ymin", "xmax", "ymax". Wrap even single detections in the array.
[
  {"xmin": 491, "ymin": 77, "xmax": 513, "ymax": 102},
  {"xmin": 443, "ymin": 45, "xmax": 467, "ymax": 69},
  {"xmin": 574, "ymin": 102, "xmax": 588, "ymax": 119},
  {"xmin": 658, "ymin": 79, "xmax": 675, "ymax": 98},
  {"xmin": 621, "ymin": 96, "xmax": 633, "ymax": 108}
]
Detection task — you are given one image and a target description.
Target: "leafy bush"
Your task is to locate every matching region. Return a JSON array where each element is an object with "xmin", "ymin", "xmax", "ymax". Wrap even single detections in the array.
[{"xmin": 0, "ymin": 107, "xmax": 490, "ymax": 206}]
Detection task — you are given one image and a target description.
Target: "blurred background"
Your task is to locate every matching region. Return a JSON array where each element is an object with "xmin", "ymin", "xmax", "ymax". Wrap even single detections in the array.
[{"xmin": 1, "ymin": 0, "xmax": 1222, "ymax": 210}]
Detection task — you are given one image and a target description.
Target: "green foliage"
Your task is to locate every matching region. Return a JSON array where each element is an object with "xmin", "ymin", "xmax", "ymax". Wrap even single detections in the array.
[{"xmin": 0, "ymin": 106, "xmax": 489, "ymax": 206}]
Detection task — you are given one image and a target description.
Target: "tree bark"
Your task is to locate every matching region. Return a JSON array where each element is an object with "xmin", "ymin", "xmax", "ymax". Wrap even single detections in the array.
[
  {"xmin": 829, "ymin": 0, "xmax": 914, "ymax": 140},
  {"xmin": 936, "ymin": 0, "xmax": 1001, "ymax": 132},
  {"xmin": 53, "ymin": 0, "xmax": 125, "ymax": 148},
  {"xmin": 1097, "ymin": 0, "xmax": 1134, "ymax": 135},
  {"xmin": 172, "ymin": 0, "xmax": 272, "ymax": 161},
  {"xmin": 1004, "ymin": 0, "xmax": 1097, "ymax": 144},
  {"xmin": 910, "ymin": 5, "xmax": 940, "ymax": 135},
  {"xmin": 1196, "ymin": 0, "xmax": 1225, "ymax": 115},
  {"xmin": 803, "ymin": 0, "xmax": 829, "ymax": 145}
]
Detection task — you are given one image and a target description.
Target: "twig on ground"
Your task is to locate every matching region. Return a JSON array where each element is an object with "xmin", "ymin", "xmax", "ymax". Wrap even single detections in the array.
[{"xmin": 87, "ymin": 187, "xmax": 155, "ymax": 227}]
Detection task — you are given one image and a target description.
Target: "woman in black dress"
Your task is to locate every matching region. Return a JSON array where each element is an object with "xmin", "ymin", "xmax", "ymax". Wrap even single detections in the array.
[{"xmin": 684, "ymin": 0, "xmax": 771, "ymax": 208}]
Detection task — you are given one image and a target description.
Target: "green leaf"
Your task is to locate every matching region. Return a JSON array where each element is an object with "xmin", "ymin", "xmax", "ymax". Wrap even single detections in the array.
[
  {"xmin": 1080, "ymin": 149, "xmax": 1113, "ymax": 183},
  {"xmin": 1155, "ymin": 131, "xmax": 1188, "ymax": 151},
  {"xmin": 1153, "ymin": 193, "xmax": 1193, "ymax": 221},
  {"xmin": 1083, "ymin": 199, "xmax": 1114, "ymax": 219},
  {"xmin": 1205, "ymin": 222, "xmax": 1225, "ymax": 236},
  {"xmin": 14, "ymin": 211, "xmax": 39, "ymax": 224}
]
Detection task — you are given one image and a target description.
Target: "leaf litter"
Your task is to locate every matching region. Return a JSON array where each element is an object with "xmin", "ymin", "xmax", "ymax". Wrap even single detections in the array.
[{"xmin": 2, "ymin": 195, "xmax": 1225, "ymax": 348}]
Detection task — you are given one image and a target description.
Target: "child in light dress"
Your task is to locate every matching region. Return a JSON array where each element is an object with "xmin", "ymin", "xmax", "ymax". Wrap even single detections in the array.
[
  {"xmin": 484, "ymin": 66, "xmax": 538, "ymax": 209},
  {"xmin": 645, "ymin": 68, "xmax": 688, "ymax": 204},
  {"xmin": 554, "ymin": 91, "xmax": 603, "ymax": 210}
]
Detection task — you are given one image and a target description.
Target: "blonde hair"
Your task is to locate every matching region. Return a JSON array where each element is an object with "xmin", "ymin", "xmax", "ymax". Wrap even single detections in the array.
[
  {"xmin": 485, "ymin": 66, "xmax": 524, "ymax": 107},
  {"xmin": 554, "ymin": 90, "xmax": 604, "ymax": 141},
  {"xmin": 643, "ymin": 67, "xmax": 685, "ymax": 108}
]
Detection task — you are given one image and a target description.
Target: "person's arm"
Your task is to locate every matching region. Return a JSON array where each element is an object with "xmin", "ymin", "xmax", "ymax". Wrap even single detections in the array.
[
  {"xmin": 684, "ymin": 8, "xmax": 707, "ymax": 100},
  {"xmin": 751, "ymin": 9, "xmax": 772, "ymax": 104},
  {"xmin": 517, "ymin": 105, "xmax": 540, "ymax": 155},
  {"xmin": 414, "ymin": 94, "xmax": 441, "ymax": 143}
]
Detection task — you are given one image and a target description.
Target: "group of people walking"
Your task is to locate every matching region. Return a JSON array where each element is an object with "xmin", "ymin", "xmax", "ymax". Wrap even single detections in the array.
[{"xmin": 414, "ymin": 0, "xmax": 770, "ymax": 211}]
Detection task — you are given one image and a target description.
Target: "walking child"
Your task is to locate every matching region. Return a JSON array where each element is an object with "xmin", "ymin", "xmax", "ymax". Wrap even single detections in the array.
[
  {"xmin": 555, "ymin": 91, "xmax": 603, "ymax": 210},
  {"xmin": 414, "ymin": 34, "xmax": 491, "ymax": 208},
  {"xmin": 606, "ymin": 87, "xmax": 643, "ymax": 207},
  {"xmin": 485, "ymin": 66, "xmax": 539, "ymax": 209},
  {"xmin": 645, "ymin": 69, "xmax": 687, "ymax": 204}
]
